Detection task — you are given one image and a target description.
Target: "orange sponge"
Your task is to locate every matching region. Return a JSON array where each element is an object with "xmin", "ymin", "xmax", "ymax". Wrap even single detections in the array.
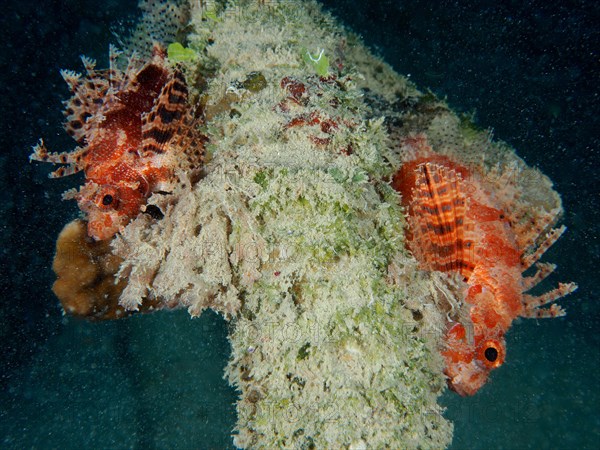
[{"xmin": 52, "ymin": 219, "xmax": 135, "ymax": 320}]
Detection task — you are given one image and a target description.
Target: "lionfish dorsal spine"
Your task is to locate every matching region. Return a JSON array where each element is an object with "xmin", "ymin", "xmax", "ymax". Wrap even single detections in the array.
[{"xmin": 140, "ymin": 69, "xmax": 189, "ymax": 157}]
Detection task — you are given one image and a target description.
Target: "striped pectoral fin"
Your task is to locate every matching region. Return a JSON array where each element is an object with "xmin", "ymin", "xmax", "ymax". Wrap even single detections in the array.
[
  {"xmin": 522, "ymin": 262, "xmax": 557, "ymax": 291},
  {"xmin": 48, "ymin": 164, "xmax": 83, "ymax": 178},
  {"xmin": 30, "ymin": 140, "xmax": 86, "ymax": 178},
  {"xmin": 514, "ymin": 207, "xmax": 562, "ymax": 256},
  {"xmin": 521, "ymin": 225, "xmax": 567, "ymax": 270},
  {"xmin": 62, "ymin": 63, "xmax": 114, "ymax": 145},
  {"xmin": 30, "ymin": 139, "xmax": 52, "ymax": 163},
  {"xmin": 521, "ymin": 282, "xmax": 578, "ymax": 318},
  {"xmin": 521, "ymin": 304, "xmax": 566, "ymax": 319},
  {"xmin": 140, "ymin": 69, "xmax": 189, "ymax": 157},
  {"xmin": 409, "ymin": 162, "xmax": 475, "ymax": 278},
  {"xmin": 107, "ymin": 44, "xmax": 125, "ymax": 89}
]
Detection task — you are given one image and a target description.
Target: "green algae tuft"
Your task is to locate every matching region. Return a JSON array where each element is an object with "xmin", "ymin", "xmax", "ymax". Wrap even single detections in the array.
[{"xmin": 167, "ymin": 42, "xmax": 196, "ymax": 61}]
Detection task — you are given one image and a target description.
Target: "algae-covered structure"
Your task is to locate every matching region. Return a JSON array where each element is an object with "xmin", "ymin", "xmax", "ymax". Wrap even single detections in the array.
[{"xmin": 45, "ymin": 1, "xmax": 566, "ymax": 448}]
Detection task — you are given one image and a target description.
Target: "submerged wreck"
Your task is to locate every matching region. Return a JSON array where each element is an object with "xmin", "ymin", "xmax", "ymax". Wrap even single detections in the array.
[{"xmin": 33, "ymin": 1, "xmax": 575, "ymax": 448}]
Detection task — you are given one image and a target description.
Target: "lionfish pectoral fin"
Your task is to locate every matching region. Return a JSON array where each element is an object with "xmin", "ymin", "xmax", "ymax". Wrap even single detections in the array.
[
  {"xmin": 522, "ymin": 262, "xmax": 557, "ymax": 291},
  {"xmin": 515, "ymin": 206, "xmax": 562, "ymax": 257},
  {"xmin": 60, "ymin": 70, "xmax": 83, "ymax": 100},
  {"xmin": 409, "ymin": 162, "xmax": 476, "ymax": 279},
  {"xmin": 485, "ymin": 160, "xmax": 564, "ymax": 258},
  {"xmin": 61, "ymin": 51, "xmax": 124, "ymax": 146},
  {"xmin": 521, "ymin": 304, "xmax": 566, "ymax": 319},
  {"xmin": 61, "ymin": 187, "xmax": 80, "ymax": 201},
  {"xmin": 29, "ymin": 139, "xmax": 49, "ymax": 162},
  {"xmin": 30, "ymin": 140, "xmax": 85, "ymax": 178},
  {"xmin": 521, "ymin": 282, "xmax": 578, "ymax": 318},
  {"xmin": 521, "ymin": 225, "xmax": 567, "ymax": 270},
  {"xmin": 49, "ymin": 165, "xmax": 83, "ymax": 178}
]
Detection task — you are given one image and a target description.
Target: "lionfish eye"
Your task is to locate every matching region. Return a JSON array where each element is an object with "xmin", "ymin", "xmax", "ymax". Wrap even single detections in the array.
[
  {"xmin": 476, "ymin": 339, "xmax": 504, "ymax": 369},
  {"xmin": 96, "ymin": 187, "xmax": 119, "ymax": 210},
  {"xmin": 484, "ymin": 347, "xmax": 498, "ymax": 362}
]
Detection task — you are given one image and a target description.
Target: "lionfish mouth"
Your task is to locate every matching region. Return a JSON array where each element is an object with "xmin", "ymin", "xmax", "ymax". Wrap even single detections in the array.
[
  {"xmin": 447, "ymin": 379, "xmax": 470, "ymax": 397},
  {"xmin": 445, "ymin": 371, "xmax": 487, "ymax": 397}
]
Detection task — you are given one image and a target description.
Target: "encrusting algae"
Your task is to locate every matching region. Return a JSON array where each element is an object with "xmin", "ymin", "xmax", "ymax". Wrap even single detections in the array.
[{"xmin": 32, "ymin": 0, "xmax": 576, "ymax": 448}]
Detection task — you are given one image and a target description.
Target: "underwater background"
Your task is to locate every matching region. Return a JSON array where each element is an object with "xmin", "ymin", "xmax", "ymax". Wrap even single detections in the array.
[{"xmin": 1, "ymin": 0, "xmax": 597, "ymax": 448}]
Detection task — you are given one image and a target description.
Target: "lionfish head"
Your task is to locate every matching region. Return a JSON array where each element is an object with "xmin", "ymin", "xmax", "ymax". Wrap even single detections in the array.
[
  {"xmin": 442, "ymin": 322, "xmax": 506, "ymax": 396},
  {"xmin": 73, "ymin": 176, "xmax": 148, "ymax": 241}
]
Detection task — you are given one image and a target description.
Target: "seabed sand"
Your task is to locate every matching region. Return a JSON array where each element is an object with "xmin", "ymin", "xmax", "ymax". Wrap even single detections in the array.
[{"xmin": 60, "ymin": 1, "xmax": 563, "ymax": 448}]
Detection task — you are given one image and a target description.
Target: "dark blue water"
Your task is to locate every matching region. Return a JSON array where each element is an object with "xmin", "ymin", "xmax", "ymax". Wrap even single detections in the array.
[
  {"xmin": 1, "ymin": 1, "xmax": 598, "ymax": 448},
  {"xmin": 319, "ymin": 1, "xmax": 599, "ymax": 448}
]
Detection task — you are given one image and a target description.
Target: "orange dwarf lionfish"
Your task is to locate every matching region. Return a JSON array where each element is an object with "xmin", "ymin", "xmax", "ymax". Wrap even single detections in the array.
[
  {"xmin": 31, "ymin": 44, "xmax": 204, "ymax": 240},
  {"xmin": 392, "ymin": 134, "xmax": 577, "ymax": 396}
]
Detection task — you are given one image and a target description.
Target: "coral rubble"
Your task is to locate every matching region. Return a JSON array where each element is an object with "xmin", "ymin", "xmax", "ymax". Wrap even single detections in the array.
[
  {"xmin": 112, "ymin": 1, "xmax": 454, "ymax": 446},
  {"xmin": 44, "ymin": 0, "xmax": 566, "ymax": 448}
]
